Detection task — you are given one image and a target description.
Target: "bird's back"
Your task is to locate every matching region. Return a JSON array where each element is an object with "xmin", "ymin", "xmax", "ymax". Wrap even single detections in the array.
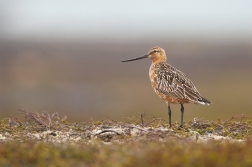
[{"xmin": 149, "ymin": 62, "xmax": 211, "ymax": 105}]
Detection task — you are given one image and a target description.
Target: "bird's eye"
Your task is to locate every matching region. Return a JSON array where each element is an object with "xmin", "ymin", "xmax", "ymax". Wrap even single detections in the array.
[{"xmin": 153, "ymin": 50, "xmax": 157, "ymax": 53}]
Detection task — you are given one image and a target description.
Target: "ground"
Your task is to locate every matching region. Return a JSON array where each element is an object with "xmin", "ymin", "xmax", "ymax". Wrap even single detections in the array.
[{"xmin": 0, "ymin": 108, "xmax": 252, "ymax": 167}]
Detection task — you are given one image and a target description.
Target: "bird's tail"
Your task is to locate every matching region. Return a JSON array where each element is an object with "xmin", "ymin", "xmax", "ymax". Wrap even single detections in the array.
[{"xmin": 198, "ymin": 97, "xmax": 212, "ymax": 105}]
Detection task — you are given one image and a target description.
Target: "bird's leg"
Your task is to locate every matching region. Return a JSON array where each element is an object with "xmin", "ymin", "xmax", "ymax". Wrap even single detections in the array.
[
  {"xmin": 168, "ymin": 105, "xmax": 171, "ymax": 127},
  {"xmin": 180, "ymin": 104, "xmax": 184, "ymax": 127}
]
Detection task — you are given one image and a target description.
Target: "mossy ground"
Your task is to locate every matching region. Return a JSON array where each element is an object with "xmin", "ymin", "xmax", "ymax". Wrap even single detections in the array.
[{"xmin": 0, "ymin": 109, "xmax": 252, "ymax": 167}]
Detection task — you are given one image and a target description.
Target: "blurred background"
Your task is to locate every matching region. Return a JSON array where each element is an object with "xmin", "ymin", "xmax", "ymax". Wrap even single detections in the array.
[{"xmin": 0, "ymin": 1, "xmax": 252, "ymax": 122}]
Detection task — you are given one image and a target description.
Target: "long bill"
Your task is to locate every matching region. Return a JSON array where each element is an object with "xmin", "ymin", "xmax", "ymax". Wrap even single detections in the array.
[{"xmin": 121, "ymin": 54, "xmax": 149, "ymax": 62}]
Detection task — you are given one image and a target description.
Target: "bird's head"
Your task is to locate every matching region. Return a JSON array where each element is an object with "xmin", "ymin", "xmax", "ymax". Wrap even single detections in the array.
[{"xmin": 122, "ymin": 46, "xmax": 167, "ymax": 63}]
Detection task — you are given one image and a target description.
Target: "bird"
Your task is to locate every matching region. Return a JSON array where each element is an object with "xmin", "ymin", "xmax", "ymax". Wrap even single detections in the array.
[{"xmin": 122, "ymin": 46, "xmax": 211, "ymax": 128}]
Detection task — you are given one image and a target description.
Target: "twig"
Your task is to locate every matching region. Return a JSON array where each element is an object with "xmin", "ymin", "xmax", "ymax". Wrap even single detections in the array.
[
  {"xmin": 145, "ymin": 117, "xmax": 167, "ymax": 127},
  {"xmin": 107, "ymin": 117, "xmax": 118, "ymax": 123},
  {"xmin": 19, "ymin": 108, "xmax": 48, "ymax": 128},
  {"xmin": 160, "ymin": 122, "xmax": 165, "ymax": 127},
  {"xmin": 51, "ymin": 112, "xmax": 60, "ymax": 120},
  {"xmin": 42, "ymin": 111, "xmax": 52, "ymax": 129},
  {"xmin": 95, "ymin": 130, "xmax": 122, "ymax": 136},
  {"xmin": 140, "ymin": 112, "xmax": 145, "ymax": 127},
  {"xmin": 8, "ymin": 116, "xmax": 23, "ymax": 126},
  {"xmin": 224, "ymin": 114, "xmax": 252, "ymax": 124}
]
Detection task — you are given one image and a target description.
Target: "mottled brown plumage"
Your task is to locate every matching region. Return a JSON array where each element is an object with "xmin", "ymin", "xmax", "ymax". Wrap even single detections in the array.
[{"xmin": 122, "ymin": 46, "xmax": 211, "ymax": 127}]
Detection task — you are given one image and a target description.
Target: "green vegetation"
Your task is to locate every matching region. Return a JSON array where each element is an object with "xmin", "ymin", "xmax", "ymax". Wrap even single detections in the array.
[{"xmin": 0, "ymin": 109, "xmax": 252, "ymax": 167}]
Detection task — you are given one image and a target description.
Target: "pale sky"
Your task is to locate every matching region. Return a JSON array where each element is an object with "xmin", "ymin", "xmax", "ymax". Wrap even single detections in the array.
[{"xmin": 1, "ymin": 0, "xmax": 252, "ymax": 42}]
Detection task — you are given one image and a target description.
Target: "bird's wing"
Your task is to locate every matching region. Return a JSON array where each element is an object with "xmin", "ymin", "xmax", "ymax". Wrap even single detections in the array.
[{"xmin": 154, "ymin": 66, "xmax": 201, "ymax": 102}]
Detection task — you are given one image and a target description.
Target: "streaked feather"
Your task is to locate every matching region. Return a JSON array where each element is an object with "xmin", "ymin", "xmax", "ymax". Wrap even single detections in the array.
[{"xmin": 150, "ymin": 62, "xmax": 209, "ymax": 105}]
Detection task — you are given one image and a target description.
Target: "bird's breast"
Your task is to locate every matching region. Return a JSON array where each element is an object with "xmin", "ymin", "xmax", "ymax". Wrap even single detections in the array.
[{"xmin": 149, "ymin": 64, "xmax": 169, "ymax": 100}]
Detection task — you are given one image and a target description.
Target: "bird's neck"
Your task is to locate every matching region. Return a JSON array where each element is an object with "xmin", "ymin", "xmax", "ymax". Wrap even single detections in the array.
[{"xmin": 151, "ymin": 59, "xmax": 166, "ymax": 64}]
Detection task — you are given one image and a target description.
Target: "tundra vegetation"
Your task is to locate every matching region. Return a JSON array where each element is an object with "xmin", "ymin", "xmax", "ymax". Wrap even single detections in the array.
[{"xmin": 0, "ymin": 108, "xmax": 252, "ymax": 167}]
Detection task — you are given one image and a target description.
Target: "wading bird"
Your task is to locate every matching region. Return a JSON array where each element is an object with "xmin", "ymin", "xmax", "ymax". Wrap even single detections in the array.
[{"xmin": 122, "ymin": 46, "xmax": 211, "ymax": 127}]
